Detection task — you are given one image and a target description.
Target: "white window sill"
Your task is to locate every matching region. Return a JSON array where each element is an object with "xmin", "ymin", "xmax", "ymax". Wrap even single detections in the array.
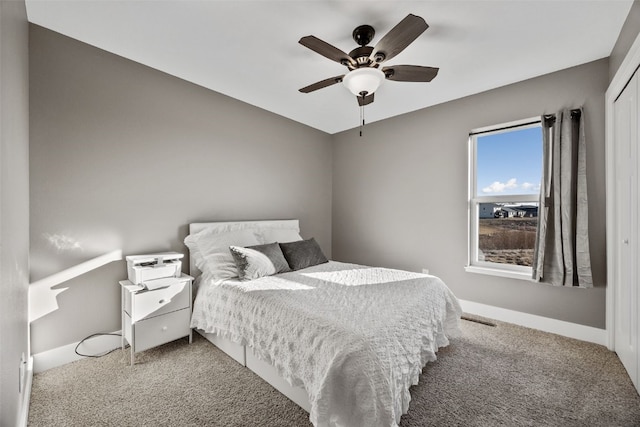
[{"xmin": 464, "ymin": 265, "xmax": 534, "ymax": 281}]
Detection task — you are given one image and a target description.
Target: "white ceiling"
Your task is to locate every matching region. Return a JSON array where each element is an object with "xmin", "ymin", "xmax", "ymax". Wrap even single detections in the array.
[{"xmin": 25, "ymin": 0, "xmax": 633, "ymax": 134}]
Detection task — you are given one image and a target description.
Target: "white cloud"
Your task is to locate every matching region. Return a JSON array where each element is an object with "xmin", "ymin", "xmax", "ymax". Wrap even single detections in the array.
[
  {"xmin": 482, "ymin": 178, "xmax": 518, "ymax": 193},
  {"xmin": 521, "ymin": 182, "xmax": 534, "ymax": 190},
  {"xmin": 521, "ymin": 182, "xmax": 541, "ymax": 193},
  {"xmin": 482, "ymin": 178, "xmax": 540, "ymax": 194}
]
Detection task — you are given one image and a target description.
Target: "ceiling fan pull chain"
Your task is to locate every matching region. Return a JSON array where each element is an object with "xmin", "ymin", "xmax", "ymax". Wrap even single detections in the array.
[{"xmin": 360, "ymin": 93, "xmax": 365, "ymax": 137}]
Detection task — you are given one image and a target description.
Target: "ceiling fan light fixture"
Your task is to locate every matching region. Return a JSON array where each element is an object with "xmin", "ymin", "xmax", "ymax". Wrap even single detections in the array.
[{"xmin": 342, "ymin": 67, "xmax": 385, "ymax": 97}]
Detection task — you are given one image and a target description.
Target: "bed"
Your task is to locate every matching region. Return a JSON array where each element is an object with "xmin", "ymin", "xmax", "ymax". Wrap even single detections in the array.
[{"xmin": 186, "ymin": 220, "xmax": 462, "ymax": 427}]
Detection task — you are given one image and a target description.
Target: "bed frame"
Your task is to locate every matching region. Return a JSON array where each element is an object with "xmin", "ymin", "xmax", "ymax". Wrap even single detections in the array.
[{"xmin": 188, "ymin": 220, "xmax": 311, "ymax": 412}]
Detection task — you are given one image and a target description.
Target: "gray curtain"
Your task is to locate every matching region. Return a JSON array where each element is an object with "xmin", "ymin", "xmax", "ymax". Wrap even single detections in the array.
[{"xmin": 532, "ymin": 108, "xmax": 593, "ymax": 287}]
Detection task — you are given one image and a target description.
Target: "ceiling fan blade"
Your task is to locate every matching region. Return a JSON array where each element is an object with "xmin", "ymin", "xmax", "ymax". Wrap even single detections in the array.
[
  {"xmin": 299, "ymin": 36, "xmax": 356, "ymax": 67},
  {"xmin": 299, "ymin": 75, "xmax": 345, "ymax": 93},
  {"xmin": 369, "ymin": 14, "xmax": 428, "ymax": 64},
  {"xmin": 383, "ymin": 65, "xmax": 439, "ymax": 82},
  {"xmin": 357, "ymin": 93, "xmax": 374, "ymax": 106}
]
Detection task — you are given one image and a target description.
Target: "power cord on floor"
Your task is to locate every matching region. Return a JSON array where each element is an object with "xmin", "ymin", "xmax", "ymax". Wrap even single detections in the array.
[{"xmin": 74, "ymin": 333, "xmax": 128, "ymax": 358}]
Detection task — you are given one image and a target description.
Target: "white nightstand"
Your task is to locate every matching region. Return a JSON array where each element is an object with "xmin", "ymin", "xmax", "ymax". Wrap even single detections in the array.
[{"xmin": 119, "ymin": 274, "xmax": 193, "ymax": 365}]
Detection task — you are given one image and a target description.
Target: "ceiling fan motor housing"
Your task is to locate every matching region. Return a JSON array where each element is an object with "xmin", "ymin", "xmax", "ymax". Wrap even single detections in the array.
[
  {"xmin": 350, "ymin": 25, "xmax": 386, "ymax": 67},
  {"xmin": 348, "ymin": 46, "xmax": 375, "ymax": 67}
]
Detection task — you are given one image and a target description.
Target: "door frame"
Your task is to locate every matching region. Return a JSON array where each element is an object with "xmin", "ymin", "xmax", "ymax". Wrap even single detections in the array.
[{"xmin": 606, "ymin": 31, "xmax": 640, "ymax": 351}]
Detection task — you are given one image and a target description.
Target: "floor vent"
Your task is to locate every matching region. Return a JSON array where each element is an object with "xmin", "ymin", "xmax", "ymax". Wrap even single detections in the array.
[{"xmin": 461, "ymin": 315, "xmax": 497, "ymax": 327}]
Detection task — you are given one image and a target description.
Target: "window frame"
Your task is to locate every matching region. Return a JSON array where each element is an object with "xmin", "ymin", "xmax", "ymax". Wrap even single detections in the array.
[{"xmin": 465, "ymin": 116, "xmax": 542, "ymax": 281}]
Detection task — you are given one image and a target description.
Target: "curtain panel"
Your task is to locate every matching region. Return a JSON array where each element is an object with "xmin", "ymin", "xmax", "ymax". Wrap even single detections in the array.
[{"xmin": 532, "ymin": 108, "xmax": 593, "ymax": 288}]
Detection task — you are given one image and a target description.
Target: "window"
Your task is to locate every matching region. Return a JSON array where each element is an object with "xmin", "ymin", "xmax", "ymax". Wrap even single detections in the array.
[{"xmin": 466, "ymin": 118, "xmax": 543, "ymax": 280}]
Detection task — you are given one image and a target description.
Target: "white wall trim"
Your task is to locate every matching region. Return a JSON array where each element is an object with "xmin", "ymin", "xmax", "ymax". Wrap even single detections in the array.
[
  {"xmin": 605, "ymin": 29, "xmax": 640, "ymax": 351},
  {"xmin": 464, "ymin": 265, "xmax": 533, "ymax": 281},
  {"xmin": 32, "ymin": 302, "xmax": 607, "ymax": 376},
  {"xmin": 459, "ymin": 299, "xmax": 607, "ymax": 346},
  {"xmin": 16, "ymin": 357, "xmax": 33, "ymax": 427},
  {"xmin": 32, "ymin": 330, "xmax": 122, "ymax": 373}
]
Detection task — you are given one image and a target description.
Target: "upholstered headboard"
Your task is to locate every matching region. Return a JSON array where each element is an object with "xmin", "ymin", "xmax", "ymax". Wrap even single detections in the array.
[{"xmin": 187, "ymin": 219, "xmax": 300, "ymax": 276}]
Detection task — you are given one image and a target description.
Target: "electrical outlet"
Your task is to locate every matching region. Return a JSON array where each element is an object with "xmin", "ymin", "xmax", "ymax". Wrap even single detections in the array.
[
  {"xmin": 18, "ymin": 353, "xmax": 26, "ymax": 393},
  {"xmin": 422, "ymin": 268, "xmax": 429, "ymax": 274}
]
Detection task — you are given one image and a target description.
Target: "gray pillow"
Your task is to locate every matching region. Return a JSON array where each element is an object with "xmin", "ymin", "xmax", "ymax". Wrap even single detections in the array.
[
  {"xmin": 279, "ymin": 238, "xmax": 328, "ymax": 271},
  {"xmin": 229, "ymin": 242, "xmax": 291, "ymax": 280}
]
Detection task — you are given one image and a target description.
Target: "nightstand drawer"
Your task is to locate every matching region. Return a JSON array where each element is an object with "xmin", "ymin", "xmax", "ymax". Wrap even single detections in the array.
[
  {"xmin": 125, "ymin": 281, "xmax": 190, "ymax": 322},
  {"xmin": 134, "ymin": 308, "xmax": 191, "ymax": 352}
]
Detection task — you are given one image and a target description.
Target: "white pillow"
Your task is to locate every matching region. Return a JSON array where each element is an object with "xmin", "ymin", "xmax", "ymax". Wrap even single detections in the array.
[
  {"xmin": 184, "ymin": 228, "xmax": 261, "ymax": 279},
  {"xmin": 260, "ymin": 227, "xmax": 302, "ymax": 244}
]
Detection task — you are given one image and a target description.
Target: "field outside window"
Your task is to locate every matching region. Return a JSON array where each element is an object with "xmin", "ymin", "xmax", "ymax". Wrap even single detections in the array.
[{"xmin": 468, "ymin": 119, "xmax": 543, "ymax": 277}]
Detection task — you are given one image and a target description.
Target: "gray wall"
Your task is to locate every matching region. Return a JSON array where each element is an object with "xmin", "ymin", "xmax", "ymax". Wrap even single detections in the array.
[
  {"xmin": 332, "ymin": 59, "xmax": 608, "ymax": 329},
  {"xmin": 610, "ymin": 0, "xmax": 640, "ymax": 81},
  {"xmin": 29, "ymin": 26, "xmax": 333, "ymax": 354},
  {"xmin": 0, "ymin": 0, "xmax": 30, "ymax": 425}
]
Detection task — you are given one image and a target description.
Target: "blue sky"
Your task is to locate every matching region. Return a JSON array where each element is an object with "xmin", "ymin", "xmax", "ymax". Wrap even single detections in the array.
[{"xmin": 476, "ymin": 125, "xmax": 542, "ymax": 196}]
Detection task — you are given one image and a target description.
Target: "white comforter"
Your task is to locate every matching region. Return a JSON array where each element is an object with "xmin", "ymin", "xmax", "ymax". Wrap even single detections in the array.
[{"xmin": 191, "ymin": 261, "xmax": 462, "ymax": 427}]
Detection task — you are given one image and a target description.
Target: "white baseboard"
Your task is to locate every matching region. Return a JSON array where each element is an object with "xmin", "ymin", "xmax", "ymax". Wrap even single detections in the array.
[
  {"xmin": 32, "ymin": 331, "xmax": 122, "ymax": 373},
  {"xmin": 459, "ymin": 299, "xmax": 607, "ymax": 346},
  {"xmin": 31, "ymin": 303, "xmax": 606, "ymax": 374},
  {"xmin": 17, "ymin": 356, "xmax": 32, "ymax": 427}
]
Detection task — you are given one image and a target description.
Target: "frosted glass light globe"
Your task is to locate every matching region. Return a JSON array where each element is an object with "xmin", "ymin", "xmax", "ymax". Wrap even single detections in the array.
[{"xmin": 342, "ymin": 68, "xmax": 385, "ymax": 96}]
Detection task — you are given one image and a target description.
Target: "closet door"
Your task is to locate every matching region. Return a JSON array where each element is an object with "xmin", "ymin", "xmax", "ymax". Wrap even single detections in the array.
[{"xmin": 613, "ymin": 69, "xmax": 638, "ymax": 390}]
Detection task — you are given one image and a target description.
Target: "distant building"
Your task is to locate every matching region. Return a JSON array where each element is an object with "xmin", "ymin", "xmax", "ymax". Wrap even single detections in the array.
[
  {"xmin": 494, "ymin": 204, "xmax": 539, "ymax": 218},
  {"xmin": 519, "ymin": 205, "xmax": 539, "ymax": 217},
  {"xmin": 480, "ymin": 203, "xmax": 539, "ymax": 219},
  {"xmin": 500, "ymin": 206, "xmax": 523, "ymax": 218},
  {"xmin": 479, "ymin": 203, "xmax": 501, "ymax": 218}
]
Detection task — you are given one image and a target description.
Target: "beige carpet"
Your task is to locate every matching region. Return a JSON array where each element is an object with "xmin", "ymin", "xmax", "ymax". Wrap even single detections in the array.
[{"xmin": 28, "ymin": 318, "xmax": 640, "ymax": 426}]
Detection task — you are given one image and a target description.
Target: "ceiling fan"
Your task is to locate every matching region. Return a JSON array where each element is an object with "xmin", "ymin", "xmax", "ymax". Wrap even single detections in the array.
[{"xmin": 298, "ymin": 14, "xmax": 439, "ymax": 107}]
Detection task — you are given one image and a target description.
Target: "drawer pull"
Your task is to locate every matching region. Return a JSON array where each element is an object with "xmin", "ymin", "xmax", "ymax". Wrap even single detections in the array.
[
  {"xmin": 162, "ymin": 326, "xmax": 168, "ymax": 331},
  {"xmin": 159, "ymin": 299, "xmax": 168, "ymax": 304}
]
